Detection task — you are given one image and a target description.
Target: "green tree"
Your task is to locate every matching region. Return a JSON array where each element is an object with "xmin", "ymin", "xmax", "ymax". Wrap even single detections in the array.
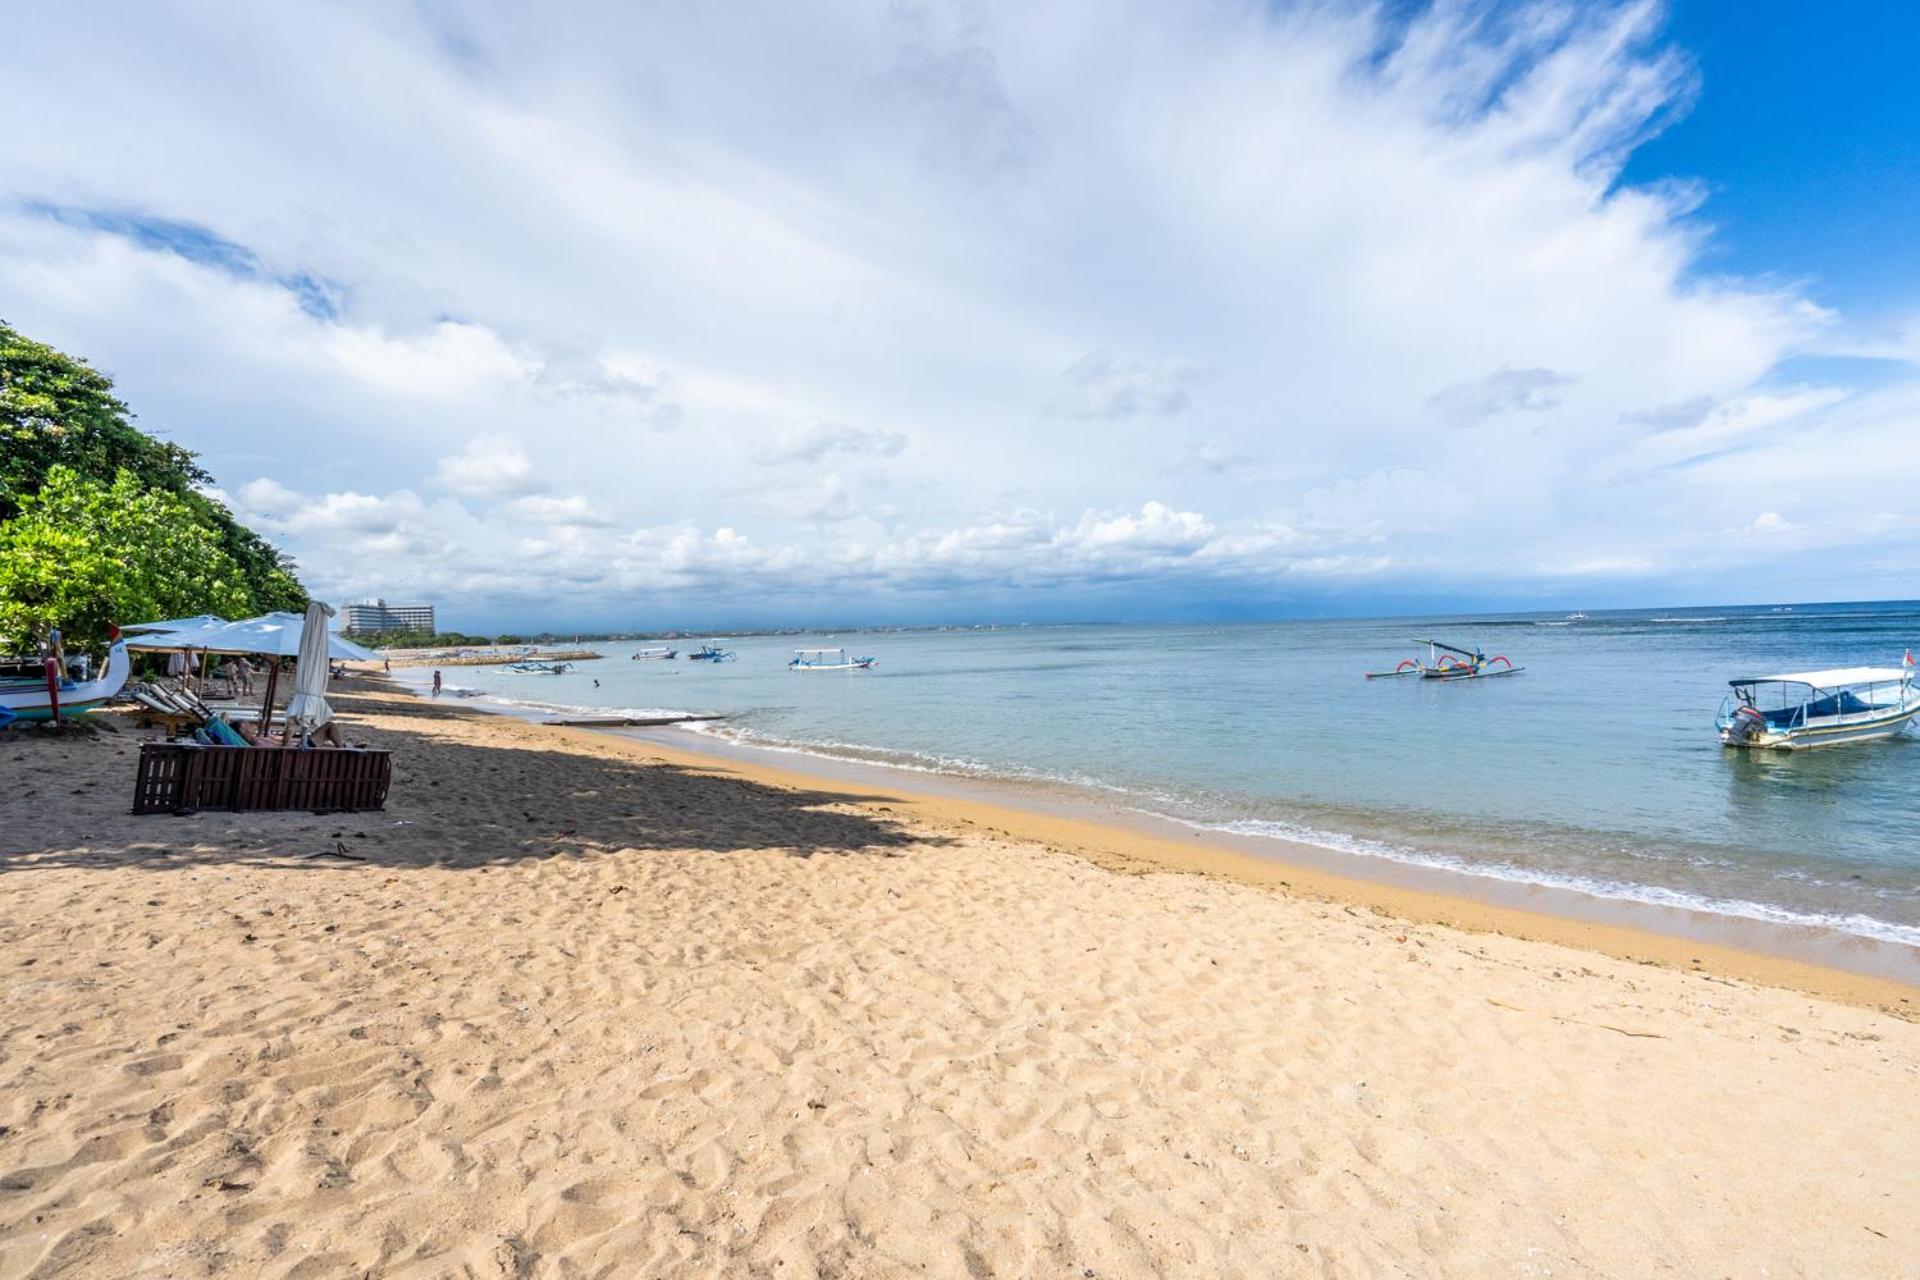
[
  {"xmin": 0, "ymin": 324, "xmax": 208, "ymax": 521},
  {"xmin": 0, "ymin": 322, "xmax": 307, "ymax": 648},
  {"xmin": 347, "ymin": 629, "xmax": 494, "ymax": 649},
  {"xmin": 0, "ymin": 467, "xmax": 255, "ymax": 648}
]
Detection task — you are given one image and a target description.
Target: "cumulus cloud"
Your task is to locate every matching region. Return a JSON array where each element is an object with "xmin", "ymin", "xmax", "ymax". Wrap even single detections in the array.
[
  {"xmin": 433, "ymin": 434, "xmax": 542, "ymax": 498},
  {"xmin": 502, "ymin": 494, "xmax": 614, "ymax": 527},
  {"xmin": 0, "ymin": 0, "xmax": 1911, "ymax": 622}
]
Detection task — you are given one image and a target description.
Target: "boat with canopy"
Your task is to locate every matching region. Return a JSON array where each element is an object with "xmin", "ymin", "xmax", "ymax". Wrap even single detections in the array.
[
  {"xmin": 788, "ymin": 648, "xmax": 876, "ymax": 671},
  {"xmin": 631, "ymin": 646, "xmax": 678, "ymax": 660},
  {"xmin": 1716, "ymin": 657, "xmax": 1919, "ymax": 749},
  {"xmin": 1365, "ymin": 639, "xmax": 1520, "ymax": 681}
]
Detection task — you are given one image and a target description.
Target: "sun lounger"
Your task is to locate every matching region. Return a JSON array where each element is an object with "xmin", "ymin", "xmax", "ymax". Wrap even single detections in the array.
[
  {"xmin": 128, "ymin": 686, "xmax": 205, "ymax": 736},
  {"xmin": 154, "ymin": 680, "xmax": 216, "ymax": 721}
]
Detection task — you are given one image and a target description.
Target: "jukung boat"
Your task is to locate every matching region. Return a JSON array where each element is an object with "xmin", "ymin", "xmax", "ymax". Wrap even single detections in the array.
[
  {"xmin": 687, "ymin": 643, "xmax": 736, "ymax": 662},
  {"xmin": 0, "ymin": 637, "xmax": 132, "ymax": 721},
  {"xmin": 1716, "ymin": 657, "xmax": 1920, "ymax": 750},
  {"xmin": 788, "ymin": 647, "xmax": 876, "ymax": 671},
  {"xmin": 1365, "ymin": 639, "xmax": 1521, "ymax": 681},
  {"xmin": 631, "ymin": 646, "xmax": 678, "ymax": 661},
  {"xmin": 507, "ymin": 660, "xmax": 572, "ymax": 674}
]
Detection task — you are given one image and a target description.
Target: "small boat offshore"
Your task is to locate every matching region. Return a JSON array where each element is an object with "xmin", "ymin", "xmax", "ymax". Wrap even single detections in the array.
[
  {"xmin": 687, "ymin": 643, "xmax": 736, "ymax": 662},
  {"xmin": 631, "ymin": 647, "xmax": 678, "ymax": 660},
  {"xmin": 1365, "ymin": 639, "xmax": 1520, "ymax": 681},
  {"xmin": 1716, "ymin": 657, "xmax": 1920, "ymax": 749},
  {"xmin": 788, "ymin": 647, "xmax": 876, "ymax": 671},
  {"xmin": 507, "ymin": 660, "xmax": 572, "ymax": 674}
]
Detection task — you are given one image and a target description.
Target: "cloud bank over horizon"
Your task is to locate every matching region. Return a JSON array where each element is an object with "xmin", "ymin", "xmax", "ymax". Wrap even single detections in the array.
[{"xmin": 3, "ymin": 0, "xmax": 1916, "ymax": 628}]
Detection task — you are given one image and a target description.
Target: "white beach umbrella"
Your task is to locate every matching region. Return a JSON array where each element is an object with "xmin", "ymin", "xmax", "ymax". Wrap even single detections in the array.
[
  {"xmin": 283, "ymin": 600, "xmax": 336, "ymax": 740},
  {"xmin": 124, "ymin": 612, "xmax": 379, "ymax": 661},
  {"xmin": 121, "ymin": 613, "xmax": 229, "ymax": 635}
]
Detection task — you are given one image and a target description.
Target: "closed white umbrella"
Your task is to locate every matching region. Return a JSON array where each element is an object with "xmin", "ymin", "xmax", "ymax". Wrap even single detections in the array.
[{"xmin": 283, "ymin": 601, "xmax": 336, "ymax": 742}]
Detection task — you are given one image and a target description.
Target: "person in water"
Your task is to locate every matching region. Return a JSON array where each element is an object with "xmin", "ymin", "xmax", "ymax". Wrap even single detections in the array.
[{"xmin": 431, "ymin": 670, "xmax": 442, "ymax": 697}]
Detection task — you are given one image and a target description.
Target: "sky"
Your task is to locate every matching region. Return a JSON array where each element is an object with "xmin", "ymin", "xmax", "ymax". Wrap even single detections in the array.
[{"xmin": 3, "ymin": 0, "xmax": 1917, "ymax": 630}]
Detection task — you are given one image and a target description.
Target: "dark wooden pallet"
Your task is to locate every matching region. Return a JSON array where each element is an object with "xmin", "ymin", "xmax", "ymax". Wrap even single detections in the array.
[{"xmin": 133, "ymin": 743, "xmax": 391, "ymax": 814}]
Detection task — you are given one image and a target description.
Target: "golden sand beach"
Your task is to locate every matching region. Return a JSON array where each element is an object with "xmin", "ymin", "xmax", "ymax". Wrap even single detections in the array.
[{"xmin": 1, "ymin": 678, "xmax": 1915, "ymax": 1277}]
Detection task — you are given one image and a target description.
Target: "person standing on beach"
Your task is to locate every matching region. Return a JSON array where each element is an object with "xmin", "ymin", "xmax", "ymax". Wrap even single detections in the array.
[{"xmin": 432, "ymin": 670, "xmax": 442, "ymax": 697}]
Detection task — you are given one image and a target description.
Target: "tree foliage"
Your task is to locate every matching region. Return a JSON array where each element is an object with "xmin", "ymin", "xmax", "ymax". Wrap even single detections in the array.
[
  {"xmin": 0, "ymin": 468, "xmax": 256, "ymax": 647},
  {"xmin": 348, "ymin": 629, "xmax": 496, "ymax": 650},
  {"xmin": 0, "ymin": 321, "xmax": 307, "ymax": 650}
]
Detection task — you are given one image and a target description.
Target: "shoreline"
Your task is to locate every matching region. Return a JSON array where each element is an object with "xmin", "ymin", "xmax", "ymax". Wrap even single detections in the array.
[
  {"xmin": 575, "ymin": 721, "xmax": 1918, "ymax": 1011},
  {"xmin": 381, "ymin": 670, "xmax": 1920, "ymax": 1008}
]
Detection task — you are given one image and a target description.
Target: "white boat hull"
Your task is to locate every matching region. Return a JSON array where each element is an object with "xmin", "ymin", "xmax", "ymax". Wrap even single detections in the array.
[
  {"xmin": 1719, "ymin": 701, "xmax": 1920, "ymax": 750},
  {"xmin": 0, "ymin": 641, "xmax": 131, "ymax": 721}
]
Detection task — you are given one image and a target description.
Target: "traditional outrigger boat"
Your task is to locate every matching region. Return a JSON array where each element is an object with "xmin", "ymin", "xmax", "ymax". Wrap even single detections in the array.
[
  {"xmin": 507, "ymin": 660, "xmax": 572, "ymax": 674},
  {"xmin": 631, "ymin": 646, "xmax": 678, "ymax": 661},
  {"xmin": 1716, "ymin": 657, "xmax": 1919, "ymax": 749},
  {"xmin": 687, "ymin": 643, "xmax": 736, "ymax": 662},
  {"xmin": 788, "ymin": 647, "xmax": 876, "ymax": 671},
  {"xmin": 0, "ymin": 637, "xmax": 132, "ymax": 721},
  {"xmin": 1365, "ymin": 639, "xmax": 1520, "ymax": 681}
]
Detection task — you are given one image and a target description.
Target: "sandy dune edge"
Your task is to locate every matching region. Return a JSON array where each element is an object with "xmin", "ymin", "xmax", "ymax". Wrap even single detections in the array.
[{"xmin": 0, "ymin": 682, "xmax": 1915, "ymax": 1278}]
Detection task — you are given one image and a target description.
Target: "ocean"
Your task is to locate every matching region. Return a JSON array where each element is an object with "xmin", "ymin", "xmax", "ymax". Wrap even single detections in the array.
[{"xmin": 393, "ymin": 602, "xmax": 1920, "ymax": 952}]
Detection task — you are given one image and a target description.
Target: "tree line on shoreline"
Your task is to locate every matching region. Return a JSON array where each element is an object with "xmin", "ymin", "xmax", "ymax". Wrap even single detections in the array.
[{"xmin": 0, "ymin": 321, "xmax": 308, "ymax": 654}]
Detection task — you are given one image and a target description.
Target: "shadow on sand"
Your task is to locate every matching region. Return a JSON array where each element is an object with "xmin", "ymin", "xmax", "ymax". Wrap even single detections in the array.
[{"xmin": 2, "ymin": 682, "xmax": 949, "ymax": 874}]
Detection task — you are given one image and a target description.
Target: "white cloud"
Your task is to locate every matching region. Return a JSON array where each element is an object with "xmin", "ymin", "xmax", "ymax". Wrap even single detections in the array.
[
  {"xmin": 502, "ymin": 494, "xmax": 614, "ymax": 527},
  {"xmin": 1172, "ymin": 438, "xmax": 1261, "ymax": 477},
  {"xmin": 0, "ymin": 0, "xmax": 1912, "ymax": 622},
  {"xmin": 760, "ymin": 421, "xmax": 908, "ymax": 466},
  {"xmin": 322, "ymin": 320, "xmax": 535, "ymax": 401},
  {"xmin": 1427, "ymin": 367, "xmax": 1577, "ymax": 423},
  {"xmin": 433, "ymin": 434, "xmax": 541, "ymax": 498},
  {"xmin": 1052, "ymin": 352, "xmax": 1208, "ymax": 420}
]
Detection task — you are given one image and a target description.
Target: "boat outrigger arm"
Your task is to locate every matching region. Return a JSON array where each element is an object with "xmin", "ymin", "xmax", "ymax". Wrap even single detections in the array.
[{"xmin": 1364, "ymin": 639, "xmax": 1522, "ymax": 681}]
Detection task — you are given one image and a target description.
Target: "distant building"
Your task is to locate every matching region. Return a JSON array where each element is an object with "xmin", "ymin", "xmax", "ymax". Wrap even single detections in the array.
[{"xmin": 342, "ymin": 599, "xmax": 437, "ymax": 635}]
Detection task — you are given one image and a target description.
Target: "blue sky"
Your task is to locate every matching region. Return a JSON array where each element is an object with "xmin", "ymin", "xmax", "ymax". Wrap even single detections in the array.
[
  {"xmin": 1622, "ymin": 1, "xmax": 1920, "ymax": 318},
  {"xmin": 2, "ymin": 1, "xmax": 1917, "ymax": 631}
]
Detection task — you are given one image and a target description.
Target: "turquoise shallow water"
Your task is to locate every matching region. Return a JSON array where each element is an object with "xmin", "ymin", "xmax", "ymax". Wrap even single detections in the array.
[{"xmin": 398, "ymin": 602, "xmax": 1920, "ymax": 946}]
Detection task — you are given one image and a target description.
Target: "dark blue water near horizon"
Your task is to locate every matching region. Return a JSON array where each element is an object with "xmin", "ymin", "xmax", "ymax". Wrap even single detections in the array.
[{"xmin": 395, "ymin": 600, "xmax": 1920, "ymax": 946}]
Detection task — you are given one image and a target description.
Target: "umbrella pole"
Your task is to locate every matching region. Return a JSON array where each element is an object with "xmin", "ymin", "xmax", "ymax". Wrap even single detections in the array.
[{"xmin": 260, "ymin": 662, "xmax": 279, "ymax": 733}]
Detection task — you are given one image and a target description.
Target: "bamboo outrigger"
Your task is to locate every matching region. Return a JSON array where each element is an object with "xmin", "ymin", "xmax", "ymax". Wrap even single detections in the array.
[{"xmin": 1365, "ymin": 639, "xmax": 1521, "ymax": 681}]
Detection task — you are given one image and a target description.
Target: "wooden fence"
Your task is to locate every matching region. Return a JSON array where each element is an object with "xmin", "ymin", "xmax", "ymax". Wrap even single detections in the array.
[{"xmin": 133, "ymin": 743, "xmax": 391, "ymax": 815}]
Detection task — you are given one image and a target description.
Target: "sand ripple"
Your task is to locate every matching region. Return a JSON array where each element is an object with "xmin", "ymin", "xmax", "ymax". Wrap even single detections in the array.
[{"xmin": 0, "ymin": 687, "xmax": 1915, "ymax": 1276}]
